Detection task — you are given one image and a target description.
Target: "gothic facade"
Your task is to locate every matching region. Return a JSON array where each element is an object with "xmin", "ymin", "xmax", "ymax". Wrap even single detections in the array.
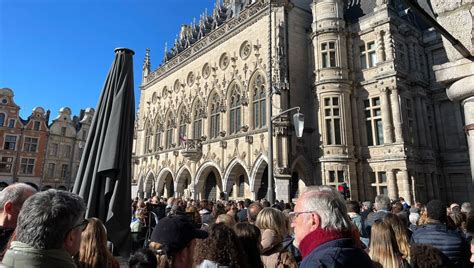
[{"xmin": 133, "ymin": 0, "xmax": 472, "ymax": 203}]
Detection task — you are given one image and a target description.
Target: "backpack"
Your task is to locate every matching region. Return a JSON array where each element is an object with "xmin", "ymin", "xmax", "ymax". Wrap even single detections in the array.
[{"xmin": 277, "ymin": 249, "xmax": 298, "ymax": 268}]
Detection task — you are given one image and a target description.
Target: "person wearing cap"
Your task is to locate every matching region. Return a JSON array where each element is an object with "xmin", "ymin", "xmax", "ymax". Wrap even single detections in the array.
[{"xmin": 149, "ymin": 214, "xmax": 208, "ymax": 268}]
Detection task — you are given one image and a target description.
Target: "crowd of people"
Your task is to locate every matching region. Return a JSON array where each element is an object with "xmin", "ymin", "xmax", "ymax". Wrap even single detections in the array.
[
  {"xmin": 0, "ymin": 182, "xmax": 473, "ymax": 267},
  {"xmin": 130, "ymin": 187, "xmax": 474, "ymax": 268}
]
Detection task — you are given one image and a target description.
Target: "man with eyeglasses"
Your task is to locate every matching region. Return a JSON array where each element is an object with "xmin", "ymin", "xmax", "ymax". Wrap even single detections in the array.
[
  {"xmin": 291, "ymin": 186, "xmax": 373, "ymax": 268},
  {"xmin": 2, "ymin": 189, "xmax": 86, "ymax": 267}
]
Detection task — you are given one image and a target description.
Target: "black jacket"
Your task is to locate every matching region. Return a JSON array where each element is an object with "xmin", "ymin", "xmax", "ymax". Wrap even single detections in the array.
[{"xmin": 411, "ymin": 223, "xmax": 469, "ymax": 265}]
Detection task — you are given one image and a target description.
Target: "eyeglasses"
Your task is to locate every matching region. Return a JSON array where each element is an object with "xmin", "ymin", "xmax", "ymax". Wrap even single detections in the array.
[{"xmin": 288, "ymin": 211, "xmax": 316, "ymax": 222}]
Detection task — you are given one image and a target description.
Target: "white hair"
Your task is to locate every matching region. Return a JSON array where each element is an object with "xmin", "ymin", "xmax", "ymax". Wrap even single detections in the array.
[
  {"xmin": 0, "ymin": 183, "xmax": 37, "ymax": 211},
  {"xmin": 299, "ymin": 186, "xmax": 352, "ymax": 231},
  {"xmin": 409, "ymin": 213, "xmax": 420, "ymax": 225}
]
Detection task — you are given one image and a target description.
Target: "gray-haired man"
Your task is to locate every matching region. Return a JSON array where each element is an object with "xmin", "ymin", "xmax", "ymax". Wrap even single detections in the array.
[
  {"xmin": 0, "ymin": 183, "xmax": 37, "ymax": 254},
  {"xmin": 2, "ymin": 189, "xmax": 86, "ymax": 267}
]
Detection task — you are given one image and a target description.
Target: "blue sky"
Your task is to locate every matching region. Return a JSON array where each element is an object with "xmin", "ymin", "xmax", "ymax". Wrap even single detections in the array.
[{"xmin": 0, "ymin": 0, "xmax": 215, "ymax": 119}]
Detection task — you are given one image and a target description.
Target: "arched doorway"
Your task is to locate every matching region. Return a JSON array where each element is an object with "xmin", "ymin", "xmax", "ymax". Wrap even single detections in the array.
[
  {"xmin": 176, "ymin": 167, "xmax": 192, "ymax": 198},
  {"xmin": 204, "ymin": 172, "xmax": 218, "ymax": 201},
  {"xmin": 256, "ymin": 167, "xmax": 269, "ymax": 201},
  {"xmin": 159, "ymin": 173, "xmax": 174, "ymax": 198}
]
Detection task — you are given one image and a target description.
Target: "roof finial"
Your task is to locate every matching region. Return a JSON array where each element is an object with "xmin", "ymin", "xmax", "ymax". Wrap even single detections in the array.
[{"xmin": 142, "ymin": 48, "xmax": 151, "ymax": 82}]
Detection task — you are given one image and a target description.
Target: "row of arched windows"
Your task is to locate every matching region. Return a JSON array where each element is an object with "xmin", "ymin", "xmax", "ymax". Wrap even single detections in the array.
[{"xmin": 143, "ymin": 72, "xmax": 267, "ymax": 153}]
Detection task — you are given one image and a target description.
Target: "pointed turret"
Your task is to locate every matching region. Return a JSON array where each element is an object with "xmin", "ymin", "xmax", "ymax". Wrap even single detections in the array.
[{"xmin": 142, "ymin": 48, "xmax": 151, "ymax": 82}]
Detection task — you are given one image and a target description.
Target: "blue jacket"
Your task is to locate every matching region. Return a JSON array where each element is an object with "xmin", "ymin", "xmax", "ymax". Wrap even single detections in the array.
[
  {"xmin": 411, "ymin": 223, "xmax": 469, "ymax": 264},
  {"xmin": 300, "ymin": 238, "xmax": 374, "ymax": 268}
]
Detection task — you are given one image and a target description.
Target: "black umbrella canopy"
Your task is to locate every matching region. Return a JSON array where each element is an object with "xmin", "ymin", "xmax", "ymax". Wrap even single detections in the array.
[{"xmin": 73, "ymin": 48, "xmax": 135, "ymax": 257}]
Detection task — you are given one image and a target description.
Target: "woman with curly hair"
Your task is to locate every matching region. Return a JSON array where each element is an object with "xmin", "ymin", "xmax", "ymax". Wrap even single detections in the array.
[
  {"xmin": 194, "ymin": 223, "xmax": 246, "ymax": 267},
  {"xmin": 76, "ymin": 218, "xmax": 119, "ymax": 268}
]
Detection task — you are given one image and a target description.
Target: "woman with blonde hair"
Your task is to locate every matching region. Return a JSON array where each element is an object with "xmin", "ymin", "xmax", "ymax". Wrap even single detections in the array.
[
  {"xmin": 382, "ymin": 213, "xmax": 410, "ymax": 261},
  {"xmin": 76, "ymin": 218, "xmax": 119, "ymax": 268},
  {"xmin": 256, "ymin": 207, "xmax": 297, "ymax": 268},
  {"xmin": 369, "ymin": 221, "xmax": 409, "ymax": 268}
]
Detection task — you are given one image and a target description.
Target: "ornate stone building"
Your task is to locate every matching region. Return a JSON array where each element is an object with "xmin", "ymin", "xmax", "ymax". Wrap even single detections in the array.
[
  {"xmin": 42, "ymin": 107, "xmax": 94, "ymax": 189},
  {"xmin": 133, "ymin": 0, "xmax": 472, "ymax": 203}
]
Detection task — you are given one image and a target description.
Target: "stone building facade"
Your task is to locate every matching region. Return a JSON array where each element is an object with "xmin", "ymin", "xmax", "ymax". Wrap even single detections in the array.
[
  {"xmin": 0, "ymin": 88, "xmax": 94, "ymax": 190},
  {"xmin": 42, "ymin": 107, "xmax": 94, "ymax": 190},
  {"xmin": 133, "ymin": 0, "xmax": 472, "ymax": 203}
]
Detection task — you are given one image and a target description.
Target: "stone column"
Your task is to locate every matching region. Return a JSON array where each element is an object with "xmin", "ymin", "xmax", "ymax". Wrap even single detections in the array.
[
  {"xmin": 390, "ymin": 87, "xmax": 403, "ymax": 143},
  {"xmin": 415, "ymin": 96, "xmax": 427, "ymax": 146},
  {"xmin": 397, "ymin": 170, "xmax": 412, "ymax": 204},
  {"xmin": 387, "ymin": 170, "xmax": 397, "ymax": 200},
  {"xmin": 463, "ymin": 95, "xmax": 474, "ymax": 187},
  {"xmin": 375, "ymin": 31, "xmax": 386, "ymax": 63},
  {"xmin": 380, "ymin": 88, "xmax": 394, "ymax": 143},
  {"xmin": 384, "ymin": 29, "xmax": 394, "ymax": 61}
]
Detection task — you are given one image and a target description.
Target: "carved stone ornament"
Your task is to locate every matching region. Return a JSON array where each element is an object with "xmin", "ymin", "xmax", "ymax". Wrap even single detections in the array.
[
  {"xmin": 220, "ymin": 140, "xmax": 227, "ymax": 148},
  {"xmin": 202, "ymin": 63, "xmax": 211, "ymax": 79},
  {"xmin": 219, "ymin": 130, "xmax": 227, "ymax": 137},
  {"xmin": 240, "ymin": 41, "xmax": 252, "ymax": 60},
  {"xmin": 219, "ymin": 53, "xmax": 230, "ymax": 70},
  {"xmin": 174, "ymin": 79, "xmax": 181, "ymax": 92},
  {"xmin": 245, "ymin": 135, "xmax": 253, "ymax": 144},
  {"xmin": 241, "ymin": 125, "xmax": 249, "ymax": 132},
  {"xmin": 187, "ymin": 72, "xmax": 195, "ymax": 86}
]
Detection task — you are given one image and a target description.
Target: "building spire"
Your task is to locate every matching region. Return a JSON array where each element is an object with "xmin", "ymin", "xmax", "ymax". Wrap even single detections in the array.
[{"xmin": 142, "ymin": 48, "xmax": 151, "ymax": 83}]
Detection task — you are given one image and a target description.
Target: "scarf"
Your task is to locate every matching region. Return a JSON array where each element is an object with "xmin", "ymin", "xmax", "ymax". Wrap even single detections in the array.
[{"xmin": 298, "ymin": 228, "xmax": 350, "ymax": 258}]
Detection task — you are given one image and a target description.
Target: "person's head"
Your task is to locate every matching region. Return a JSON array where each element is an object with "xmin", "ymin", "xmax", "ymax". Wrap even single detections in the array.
[
  {"xmin": 244, "ymin": 198, "xmax": 252, "ymax": 208},
  {"xmin": 462, "ymin": 202, "xmax": 471, "ymax": 214},
  {"xmin": 150, "ymin": 215, "xmax": 207, "ymax": 267},
  {"xmin": 233, "ymin": 222, "xmax": 263, "ymax": 268},
  {"xmin": 369, "ymin": 220, "xmax": 403, "ymax": 268},
  {"xmin": 151, "ymin": 196, "xmax": 159, "ymax": 204},
  {"xmin": 383, "ymin": 213, "xmax": 410, "ymax": 259},
  {"xmin": 374, "ymin": 195, "xmax": 391, "ymax": 211},
  {"xmin": 194, "ymin": 223, "xmax": 245, "ymax": 267},
  {"xmin": 129, "ymin": 248, "xmax": 158, "ymax": 268},
  {"xmin": 247, "ymin": 202, "xmax": 263, "ymax": 224},
  {"xmin": 410, "ymin": 244, "xmax": 454, "ymax": 267},
  {"xmin": 291, "ymin": 186, "xmax": 351, "ymax": 247},
  {"xmin": 255, "ymin": 207, "xmax": 289, "ymax": 239},
  {"xmin": 391, "ymin": 201, "xmax": 403, "ymax": 214},
  {"xmin": 199, "ymin": 200, "xmax": 209, "ymax": 210},
  {"xmin": 78, "ymin": 217, "xmax": 115, "ymax": 267},
  {"xmin": 346, "ymin": 200, "xmax": 360, "ymax": 214},
  {"xmin": 15, "ymin": 189, "xmax": 86, "ymax": 256},
  {"xmin": 409, "ymin": 213, "xmax": 420, "ymax": 226},
  {"xmin": 362, "ymin": 201, "xmax": 372, "ymax": 210},
  {"xmin": 426, "ymin": 200, "xmax": 447, "ymax": 223},
  {"xmin": 216, "ymin": 213, "xmax": 236, "ymax": 227},
  {"xmin": 0, "ymin": 183, "xmax": 37, "ymax": 228}
]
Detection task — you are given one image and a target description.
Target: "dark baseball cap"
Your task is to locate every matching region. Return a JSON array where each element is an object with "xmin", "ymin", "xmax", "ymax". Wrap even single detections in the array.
[{"xmin": 150, "ymin": 215, "xmax": 208, "ymax": 255}]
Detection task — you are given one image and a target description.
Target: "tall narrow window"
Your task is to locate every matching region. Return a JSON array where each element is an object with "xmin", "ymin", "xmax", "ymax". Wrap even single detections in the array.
[
  {"xmin": 4, "ymin": 135, "xmax": 17, "ymax": 150},
  {"xmin": 210, "ymin": 94, "xmax": 220, "ymax": 139},
  {"xmin": 63, "ymin": 145, "xmax": 71, "ymax": 158},
  {"xmin": 144, "ymin": 123, "xmax": 153, "ymax": 153},
  {"xmin": 47, "ymin": 163, "xmax": 55, "ymax": 177},
  {"xmin": 323, "ymin": 97, "xmax": 342, "ymax": 145},
  {"xmin": 364, "ymin": 97, "xmax": 384, "ymax": 146},
  {"xmin": 321, "ymin": 41, "xmax": 337, "ymax": 68},
  {"xmin": 229, "ymin": 84, "xmax": 241, "ymax": 135},
  {"xmin": 0, "ymin": 114, "xmax": 4, "ymax": 127},
  {"xmin": 8, "ymin": 119, "xmax": 15, "ymax": 128},
  {"xmin": 165, "ymin": 117, "xmax": 174, "ymax": 149},
  {"xmin": 61, "ymin": 127, "xmax": 67, "ymax": 136},
  {"xmin": 405, "ymin": 99, "xmax": 415, "ymax": 144},
  {"xmin": 61, "ymin": 164, "xmax": 68, "ymax": 178},
  {"xmin": 326, "ymin": 170, "xmax": 345, "ymax": 189},
  {"xmin": 193, "ymin": 101, "xmax": 204, "ymax": 139},
  {"xmin": 178, "ymin": 110, "xmax": 187, "ymax": 146},
  {"xmin": 154, "ymin": 125, "xmax": 162, "ymax": 151},
  {"xmin": 20, "ymin": 158, "xmax": 35, "ymax": 174},
  {"xmin": 252, "ymin": 73, "xmax": 266, "ymax": 129},
  {"xmin": 23, "ymin": 137, "xmax": 38, "ymax": 152},
  {"xmin": 33, "ymin": 121, "xmax": 41, "ymax": 130},
  {"xmin": 50, "ymin": 143, "xmax": 58, "ymax": 156}
]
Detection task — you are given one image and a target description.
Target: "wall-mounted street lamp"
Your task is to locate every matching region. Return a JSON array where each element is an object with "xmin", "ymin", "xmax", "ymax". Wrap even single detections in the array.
[{"xmin": 266, "ymin": 106, "xmax": 304, "ymax": 204}]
